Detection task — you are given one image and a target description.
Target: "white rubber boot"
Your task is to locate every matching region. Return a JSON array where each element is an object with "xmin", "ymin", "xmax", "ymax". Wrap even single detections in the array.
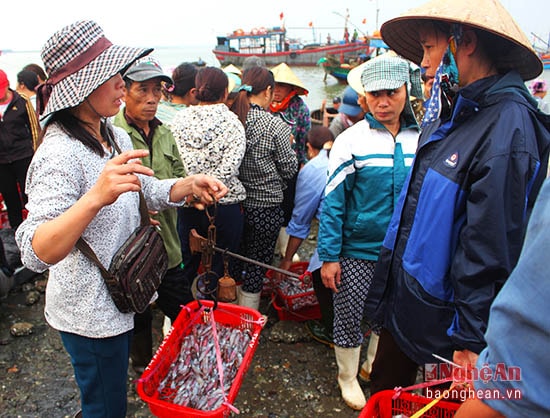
[
  {"xmin": 237, "ymin": 287, "xmax": 261, "ymax": 311},
  {"xmin": 334, "ymin": 346, "xmax": 367, "ymax": 410},
  {"xmin": 359, "ymin": 333, "xmax": 379, "ymax": 382},
  {"xmin": 162, "ymin": 316, "xmax": 172, "ymax": 337}
]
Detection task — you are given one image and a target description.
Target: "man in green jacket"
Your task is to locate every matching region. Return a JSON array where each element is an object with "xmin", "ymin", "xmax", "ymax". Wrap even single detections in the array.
[{"xmin": 114, "ymin": 57, "xmax": 190, "ymax": 373}]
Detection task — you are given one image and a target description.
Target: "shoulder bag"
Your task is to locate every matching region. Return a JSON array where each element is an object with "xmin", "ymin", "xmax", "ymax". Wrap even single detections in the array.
[{"xmin": 75, "ymin": 138, "xmax": 168, "ymax": 313}]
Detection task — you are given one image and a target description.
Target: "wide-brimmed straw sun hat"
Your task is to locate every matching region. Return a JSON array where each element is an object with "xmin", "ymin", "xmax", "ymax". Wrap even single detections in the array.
[
  {"xmin": 380, "ymin": 0, "xmax": 542, "ymax": 81},
  {"xmin": 37, "ymin": 20, "xmax": 152, "ymax": 116},
  {"xmin": 270, "ymin": 63, "xmax": 309, "ymax": 95}
]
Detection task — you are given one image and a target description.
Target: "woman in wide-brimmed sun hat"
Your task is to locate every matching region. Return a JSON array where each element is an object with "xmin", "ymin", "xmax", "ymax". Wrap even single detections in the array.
[
  {"xmin": 16, "ymin": 20, "xmax": 227, "ymax": 418},
  {"xmin": 364, "ymin": 0, "xmax": 550, "ymax": 409}
]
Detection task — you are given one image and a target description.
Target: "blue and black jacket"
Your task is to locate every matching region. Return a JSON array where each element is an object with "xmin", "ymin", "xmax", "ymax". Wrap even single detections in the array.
[{"xmin": 366, "ymin": 71, "xmax": 550, "ymax": 365}]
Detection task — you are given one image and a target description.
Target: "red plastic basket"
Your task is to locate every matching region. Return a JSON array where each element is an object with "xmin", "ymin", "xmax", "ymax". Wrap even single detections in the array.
[
  {"xmin": 268, "ymin": 261, "xmax": 320, "ymax": 311},
  {"xmin": 262, "ymin": 261, "xmax": 309, "ymax": 296},
  {"xmin": 359, "ymin": 390, "xmax": 460, "ymax": 418},
  {"xmin": 264, "ymin": 261, "xmax": 309, "ymax": 296},
  {"xmin": 136, "ymin": 300, "xmax": 264, "ymax": 417},
  {"xmin": 272, "ymin": 294, "xmax": 322, "ymax": 321}
]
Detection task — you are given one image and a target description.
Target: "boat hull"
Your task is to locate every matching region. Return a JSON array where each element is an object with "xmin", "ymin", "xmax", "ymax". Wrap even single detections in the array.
[
  {"xmin": 322, "ymin": 65, "xmax": 352, "ymax": 83},
  {"xmin": 214, "ymin": 42, "xmax": 369, "ymax": 67}
]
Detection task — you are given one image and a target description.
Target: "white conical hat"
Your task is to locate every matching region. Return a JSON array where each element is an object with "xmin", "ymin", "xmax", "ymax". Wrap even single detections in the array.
[
  {"xmin": 380, "ymin": 0, "xmax": 542, "ymax": 80},
  {"xmin": 223, "ymin": 64, "xmax": 242, "ymax": 76}
]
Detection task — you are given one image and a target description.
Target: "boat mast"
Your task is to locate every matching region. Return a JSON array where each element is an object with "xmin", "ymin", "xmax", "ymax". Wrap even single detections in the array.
[{"xmin": 375, "ymin": 0, "xmax": 380, "ymax": 30}]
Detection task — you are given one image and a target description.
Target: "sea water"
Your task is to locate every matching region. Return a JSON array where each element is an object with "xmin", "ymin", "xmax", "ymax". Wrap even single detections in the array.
[
  {"xmin": 0, "ymin": 46, "xmax": 347, "ymax": 112},
  {"xmin": 2, "ymin": 45, "xmax": 549, "ymax": 113}
]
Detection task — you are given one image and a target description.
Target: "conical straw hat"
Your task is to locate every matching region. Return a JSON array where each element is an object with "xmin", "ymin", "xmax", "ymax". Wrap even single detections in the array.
[
  {"xmin": 380, "ymin": 0, "xmax": 542, "ymax": 81},
  {"xmin": 223, "ymin": 64, "xmax": 242, "ymax": 76},
  {"xmin": 270, "ymin": 63, "xmax": 309, "ymax": 95}
]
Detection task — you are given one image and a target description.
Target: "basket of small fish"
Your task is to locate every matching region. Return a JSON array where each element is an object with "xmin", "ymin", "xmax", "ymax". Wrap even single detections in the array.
[
  {"xmin": 272, "ymin": 262, "xmax": 318, "ymax": 311},
  {"xmin": 266, "ymin": 262, "xmax": 321, "ymax": 321},
  {"xmin": 136, "ymin": 300, "xmax": 264, "ymax": 417}
]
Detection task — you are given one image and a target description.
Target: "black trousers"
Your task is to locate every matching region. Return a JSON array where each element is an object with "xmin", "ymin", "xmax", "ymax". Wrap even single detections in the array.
[
  {"xmin": 311, "ymin": 268, "xmax": 334, "ymax": 332},
  {"xmin": 0, "ymin": 156, "xmax": 32, "ymax": 229},
  {"xmin": 281, "ymin": 173, "xmax": 298, "ymax": 227},
  {"xmin": 369, "ymin": 328, "xmax": 419, "ymax": 395}
]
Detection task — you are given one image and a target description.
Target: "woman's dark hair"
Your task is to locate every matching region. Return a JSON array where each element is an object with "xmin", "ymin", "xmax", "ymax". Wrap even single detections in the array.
[
  {"xmin": 17, "ymin": 70, "xmax": 39, "ymax": 91},
  {"xmin": 22, "ymin": 63, "xmax": 47, "ymax": 83},
  {"xmin": 41, "ymin": 109, "xmax": 111, "ymax": 156},
  {"xmin": 230, "ymin": 66, "xmax": 275, "ymax": 125},
  {"xmin": 170, "ymin": 63, "xmax": 198, "ymax": 98},
  {"xmin": 194, "ymin": 67, "xmax": 228, "ymax": 103}
]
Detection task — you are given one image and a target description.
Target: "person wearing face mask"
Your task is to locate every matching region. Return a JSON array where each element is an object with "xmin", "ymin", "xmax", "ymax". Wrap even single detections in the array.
[{"xmin": 364, "ymin": 0, "xmax": 550, "ymax": 397}]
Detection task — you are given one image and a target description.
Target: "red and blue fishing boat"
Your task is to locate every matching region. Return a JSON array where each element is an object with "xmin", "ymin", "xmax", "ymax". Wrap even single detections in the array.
[{"xmin": 213, "ymin": 26, "xmax": 369, "ymax": 67}]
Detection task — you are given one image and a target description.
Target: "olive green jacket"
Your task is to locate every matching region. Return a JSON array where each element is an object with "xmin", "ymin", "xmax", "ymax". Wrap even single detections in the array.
[{"xmin": 113, "ymin": 111, "xmax": 186, "ymax": 268}]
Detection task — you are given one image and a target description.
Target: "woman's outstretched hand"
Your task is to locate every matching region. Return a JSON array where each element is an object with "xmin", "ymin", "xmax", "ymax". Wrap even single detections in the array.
[
  {"xmin": 182, "ymin": 174, "xmax": 228, "ymax": 210},
  {"xmin": 90, "ymin": 149, "xmax": 154, "ymax": 207}
]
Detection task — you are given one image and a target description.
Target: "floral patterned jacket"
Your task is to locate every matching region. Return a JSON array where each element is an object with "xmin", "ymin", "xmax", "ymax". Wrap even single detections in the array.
[
  {"xmin": 171, "ymin": 103, "xmax": 247, "ymax": 204},
  {"xmin": 271, "ymin": 95, "xmax": 311, "ymax": 166}
]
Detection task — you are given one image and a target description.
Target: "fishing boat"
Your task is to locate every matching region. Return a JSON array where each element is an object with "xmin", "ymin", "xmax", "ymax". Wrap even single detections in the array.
[
  {"xmin": 531, "ymin": 33, "xmax": 550, "ymax": 70},
  {"xmin": 318, "ymin": 34, "xmax": 389, "ymax": 83},
  {"xmin": 213, "ymin": 26, "xmax": 369, "ymax": 67}
]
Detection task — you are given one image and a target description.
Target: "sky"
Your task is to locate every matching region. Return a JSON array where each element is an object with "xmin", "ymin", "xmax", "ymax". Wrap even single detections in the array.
[{"xmin": 1, "ymin": 0, "xmax": 549, "ymax": 52}]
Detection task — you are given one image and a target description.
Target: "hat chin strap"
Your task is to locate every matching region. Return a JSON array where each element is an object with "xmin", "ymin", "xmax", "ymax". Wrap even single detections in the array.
[{"xmin": 85, "ymin": 98, "xmax": 108, "ymax": 121}]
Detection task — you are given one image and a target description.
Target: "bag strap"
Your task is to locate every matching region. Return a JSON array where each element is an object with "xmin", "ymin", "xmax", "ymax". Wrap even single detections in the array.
[
  {"xmin": 75, "ymin": 129, "xmax": 150, "ymax": 277},
  {"xmin": 75, "ymin": 237, "xmax": 112, "ymax": 281},
  {"xmin": 109, "ymin": 134, "xmax": 150, "ymax": 228}
]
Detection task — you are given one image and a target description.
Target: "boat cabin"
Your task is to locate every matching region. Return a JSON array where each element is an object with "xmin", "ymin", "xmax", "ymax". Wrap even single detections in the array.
[{"xmin": 216, "ymin": 27, "xmax": 289, "ymax": 55}]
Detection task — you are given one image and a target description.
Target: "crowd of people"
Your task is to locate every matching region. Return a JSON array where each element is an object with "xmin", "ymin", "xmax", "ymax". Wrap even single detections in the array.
[{"xmin": 1, "ymin": 0, "xmax": 550, "ymax": 415}]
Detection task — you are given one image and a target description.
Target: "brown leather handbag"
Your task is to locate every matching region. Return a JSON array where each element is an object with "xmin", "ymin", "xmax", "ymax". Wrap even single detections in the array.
[{"xmin": 76, "ymin": 191, "xmax": 168, "ymax": 313}]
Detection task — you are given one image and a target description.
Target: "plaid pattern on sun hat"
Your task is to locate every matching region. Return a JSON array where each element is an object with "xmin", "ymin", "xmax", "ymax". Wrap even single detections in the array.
[
  {"xmin": 379, "ymin": 0, "xmax": 542, "ymax": 81},
  {"xmin": 38, "ymin": 20, "xmax": 152, "ymax": 117}
]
